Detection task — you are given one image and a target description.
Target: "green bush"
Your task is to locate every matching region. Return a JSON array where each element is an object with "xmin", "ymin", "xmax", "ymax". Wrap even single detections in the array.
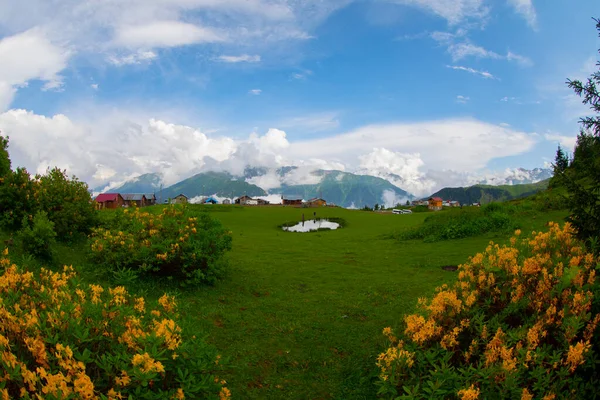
[
  {"xmin": 377, "ymin": 223, "xmax": 600, "ymax": 399},
  {"xmin": 89, "ymin": 206, "xmax": 232, "ymax": 286},
  {"xmin": 18, "ymin": 211, "xmax": 57, "ymax": 260},
  {"xmin": 399, "ymin": 206, "xmax": 517, "ymax": 242},
  {"xmin": 35, "ymin": 167, "xmax": 98, "ymax": 240},
  {"xmin": 0, "ymin": 167, "xmax": 38, "ymax": 231},
  {"xmin": 0, "ymin": 250, "xmax": 229, "ymax": 399}
]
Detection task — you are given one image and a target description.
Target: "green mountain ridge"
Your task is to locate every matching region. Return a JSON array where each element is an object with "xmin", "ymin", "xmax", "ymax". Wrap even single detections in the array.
[{"xmin": 426, "ymin": 179, "xmax": 551, "ymax": 205}]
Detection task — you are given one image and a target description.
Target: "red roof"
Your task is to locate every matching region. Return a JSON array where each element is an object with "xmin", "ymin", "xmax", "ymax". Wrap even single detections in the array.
[
  {"xmin": 430, "ymin": 197, "xmax": 443, "ymax": 202},
  {"xmin": 95, "ymin": 193, "xmax": 120, "ymax": 202}
]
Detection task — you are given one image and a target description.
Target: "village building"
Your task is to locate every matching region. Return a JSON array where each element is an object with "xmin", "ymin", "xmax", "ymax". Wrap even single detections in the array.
[
  {"xmin": 144, "ymin": 193, "xmax": 157, "ymax": 206},
  {"xmin": 222, "ymin": 199, "xmax": 232, "ymax": 205},
  {"xmin": 282, "ymin": 196, "xmax": 303, "ymax": 206},
  {"xmin": 172, "ymin": 194, "xmax": 188, "ymax": 204},
  {"xmin": 122, "ymin": 193, "xmax": 147, "ymax": 208},
  {"xmin": 306, "ymin": 198, "xmax": 327, "ymax": 207},
  {"xmin": 235, "ymin": 195, "xmax": 253, "ymax": 205},
  {"xmin": 256, "ymin": 198, "xmax": 270, "ymax": 205},
  {"xmin": 204, "ymin": 197, "xmax": 218, "ymax": 204},
  {"xmin": 94, "ymin": 193, "xmax": 125, "ymax": 209},
  {"xmin": 428, "ymin": 197, "xmax": 443, "ymax": 211}
]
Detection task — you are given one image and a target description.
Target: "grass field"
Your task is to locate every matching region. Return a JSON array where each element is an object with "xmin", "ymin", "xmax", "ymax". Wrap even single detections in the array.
[{"xmin": 1, "ymin": 205, "xmax": 568, "ymax": 399}]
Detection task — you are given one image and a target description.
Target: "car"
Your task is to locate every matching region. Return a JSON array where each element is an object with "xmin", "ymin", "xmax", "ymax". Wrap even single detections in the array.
[{"xmin": 392, "ymin": 209, "xmax": 412, "ymax": 214}]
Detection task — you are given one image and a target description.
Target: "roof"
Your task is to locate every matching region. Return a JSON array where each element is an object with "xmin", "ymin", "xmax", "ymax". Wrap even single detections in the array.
[
  {"xmin": 175, "ymin": 194, "xmax": 188, "ymax": 199},
  {"xmin": 236, "ymin": 195, "xmax": 252, "ymax": 200},
  {"xmin": 204, "ymin": 197, "xmax": 218, "ymax": 203},
  {"xmin": 430, "ymin": 197, "xmax": 443, "ymax": 202},
  {"xmin": 307, "ymin": 198, "xmax": 326, "ymax": 202},
  {"xmin": 144, "ymin": 193, "xmax": 156, "ymax": 199},
  {"xmin": 283, "ymin": 195, "xmax": 303, "ymax": 201},
  {"xmin": 95, "ymin": 193, "xmax": 120, "ymax": 202},
  {"xmin": 122, "ymin": 193, "xmax": 146, "ymax": 201}
]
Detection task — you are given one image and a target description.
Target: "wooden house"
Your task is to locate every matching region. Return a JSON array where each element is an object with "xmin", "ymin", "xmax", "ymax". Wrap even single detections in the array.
[
  {"xmin": 256, "ymin": 198, "xmax": 270, "ymax": 205},
  {"xmin": 282, "ymin": 196, "xmax": 303, "ymax": 206},
  {"xmin": 428, "ymin": 197, "xmax": 443, "ymax": 211},
  {"xmin": 306, "ymin": 198, "xmax": 326, "ymax": 207},
  {"xmin": 235, "ymin": 195, "xmax": 253, "ymax": 205},
  {"xmin": 144, "ymin": 194, "xmax": 157, "ymax": 206},
  {"xmin": 122, "ymin": 193, "xmax": 147, "ymax": 208},
  {"xmin": 172, "ymin": 194, "xmax": 188, "ymax": 204},
  {"xmin": 94, "ymin": 193, "xmax": 125, "ymax": 209},
  {"xmin": 222, "ymin": 199, "xmax": 232, "ymax": 205}
]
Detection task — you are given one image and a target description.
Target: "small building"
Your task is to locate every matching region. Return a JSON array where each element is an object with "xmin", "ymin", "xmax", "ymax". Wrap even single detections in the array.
[
  {"xmin": 449, "ymin": 200, "xmax": 461, "ymax": 207},
  {"xmin": 223, "ymin": 199, "xmax": 232, "ymax": 205},
  {"xmin": 235, "ymin": 195, "xmax": 253, "ymax": 205},
  {"xmin": 172, "ymin": 194, "xmax": 188, "ymax": 204},
  {"xmin": 282, "ymin": 196, "xmax": 303, "ymax": 206},
  {"xmin": 256, "ymin": 198, "xmax": 270, "ymax": 205},
  {"xmin": 306, "ymin": 198, "xmax": 327, "ymax": 207},
  {"xmin": 122, "ymin": 193, "xmax": 147, "ymax": 208},
  {"xmin": 144, "ymin": 193, "xmax": 157, "ymax": 206},
  {"xmin": 428, "ymin": 197, "xmax": 443, "ymax": 211},
  {"xmin": 94, "ymin": 193, "xmax": 125, "ymax": 210},
  {"xmin": 204, "ymin": 197, "xmax": 218, "ymax": 204},
  {"xmin": 412, "ymin": 199, "xmax": 429, "ymax": 206},
  {"xmin": 245, "ymin": 199, "xmax": 258, "ymax": 205}
]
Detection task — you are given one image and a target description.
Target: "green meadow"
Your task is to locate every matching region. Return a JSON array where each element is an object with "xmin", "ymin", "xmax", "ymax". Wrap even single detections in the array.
[{"xmin": 2, "ymin": 205, "xmax": 568, "ymax": 399}]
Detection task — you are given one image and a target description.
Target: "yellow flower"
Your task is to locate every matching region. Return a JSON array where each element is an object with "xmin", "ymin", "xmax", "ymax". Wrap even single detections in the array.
[
  {"xmin": 564, "ymin": 341, "xmax": 590, "ymax": 372},
  {"xmin": 457, "ymin": 385, "xmax": 480, "ymax": 400},
  {"xmin": 173, "ymin": 388, "xmax": 185, "ymax": 400},
  {"xmin": 219, "ymin": 387, "xmax": 231, "ymax": 399},
  {"xmin": 132, "ymin": 352, "xmax": 165, "ymax": 374},
  {"xmin": 115, "ymin": 370, "xmax": 131, "ymax": 387},
  {"xmin": 521, "ymin": 388, "xmax": 533, "ymax": 400}
]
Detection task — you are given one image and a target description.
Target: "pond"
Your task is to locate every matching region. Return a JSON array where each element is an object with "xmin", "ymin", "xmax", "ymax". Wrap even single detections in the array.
[{"xmin": 282, "ymin": 219, "xmax": 340, "ymax": 232}]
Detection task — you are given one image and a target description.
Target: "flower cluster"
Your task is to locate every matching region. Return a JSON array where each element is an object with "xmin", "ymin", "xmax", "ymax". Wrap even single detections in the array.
[
  {"xmin": 90, "ymin": 205, "xmax": 232, "ymax": 285},
  {"xmin": 0, "ymin": 248, "xmax": 227, "ymax": 398},
  {"xmin": 377, "ymin": 222, "xmax": 600, "ymax": 399}
]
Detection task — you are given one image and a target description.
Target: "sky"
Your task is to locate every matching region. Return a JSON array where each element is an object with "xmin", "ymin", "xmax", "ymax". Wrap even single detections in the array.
[{"xmin": 0, "ymin": 0, "xmax": 599, "ymax": 197}]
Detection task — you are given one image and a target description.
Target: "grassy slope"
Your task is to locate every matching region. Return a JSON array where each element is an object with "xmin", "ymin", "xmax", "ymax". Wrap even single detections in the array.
[{"xmin": 0, "ymin": 205, "xmax": 568, "ymax": 399}]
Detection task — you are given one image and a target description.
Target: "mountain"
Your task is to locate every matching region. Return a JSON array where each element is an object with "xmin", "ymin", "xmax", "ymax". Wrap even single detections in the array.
[
  {"xmin": 162, "ymin": 171, "xmax": 266, "ymax": 200},
  {"xmin": 476, "ymin": 168, "xmax": 553, "ymax": 186},
  {"xmin": 270, "ymin": 169, "xmax": 413, "ymax": 208},
  {"xmin": 426, "ymin": 179, "xmax": 550, "ymax": 205},
  {"xmin": 108, "ymin": 173, "xmax": 163, "ymax": 194}
]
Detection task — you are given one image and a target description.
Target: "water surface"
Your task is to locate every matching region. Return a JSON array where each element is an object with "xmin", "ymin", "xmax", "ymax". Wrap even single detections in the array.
[{"xmin": 283, "ymin": 219, "xmax": 340, "ymax": 232}]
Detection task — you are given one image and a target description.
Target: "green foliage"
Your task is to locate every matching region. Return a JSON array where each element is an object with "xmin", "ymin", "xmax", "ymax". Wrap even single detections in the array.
[
  {"xmin": 554, "ymin": 145, "xmax": 570, "ymax": 175},
  {"xmin": 18, "ymin": 211, "xmax": 57, "ymax": 260},
  {"xmin": 89, "ymin": 206, "xmax": 232, "ymax": 286},
  {"xmin": 0, "ymin": 252, "xmax": 228, "ymax": 399},
  {"xmin": 0, "ymin": 167, "xmax": 37, "ymax": 231},
  {"xmin": 377, "ymin": 223, "xmax": 600, "ymax": 399},
  {"xmin": 0, "ymin": 134, "xmax": 10, "ymax": 178},
  {"xmin": 35, "ymin": 167, "xmax": 98, "ymax": 240},
  {"xmin": 429, "ymin": 180, "xmax": 551, "ymax": 207},
  {"xmin": 398, "ymin": 204, "xmax": 517, "ymax": 242}
]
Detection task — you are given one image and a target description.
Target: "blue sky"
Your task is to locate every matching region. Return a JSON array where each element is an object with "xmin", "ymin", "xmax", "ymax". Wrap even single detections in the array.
[{"xmin": 0, "ymin": 0, "xmax": 599, "ymax": 196}]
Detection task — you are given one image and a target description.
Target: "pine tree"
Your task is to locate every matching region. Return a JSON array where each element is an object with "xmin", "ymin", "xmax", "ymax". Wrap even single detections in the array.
[{"xmin": 553, "ymin": 145, "xmax": 569, "ymax": 174}]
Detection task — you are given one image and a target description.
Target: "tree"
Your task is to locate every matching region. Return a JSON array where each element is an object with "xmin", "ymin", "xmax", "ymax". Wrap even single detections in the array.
[
  {"xmin": 553, "ymin": 145, "xmax": 569, "ymax": 174},
  {"xmin": 0, "ymin": 133, "xmax": 10, "ymax": 178},
  {"xmin": 405, "ymin": 200, "xmax": 410, "ymax": 206},
  {"xmin": 562, "ymin": 18, "xmax": 600, "ymax": 245}
]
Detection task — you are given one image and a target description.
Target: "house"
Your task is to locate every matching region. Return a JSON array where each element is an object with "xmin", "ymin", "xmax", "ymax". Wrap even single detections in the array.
[
  {"xmin": 256, "ymin": 198, "xmax": 270, "ymax": 205},
  {"xmin": 412, "ymin": 199, "xmax": 429, "ymax": 206},
  {"xmin": 94, "ymin": 193, "xmax": 125, "ymax": 209},
  {"xmin": 282, "ymin": 196, "xmax": 303, "ymax": 206},
  {"xmin": 223, "ymin": 199, "xmax": 232, "ymax": 205},
  {"xmin": 306, "ymin": 198, "xmax": 327, "ymax": 207},
  {"xmin": 204, "ymin": 197, "xmax": 218, "ymax": 204},
  {"xmin": 172, "ymin": 194, "xmax": 188, "ymax": 204},
  {"xmin": 122, "ymin": 193, "xmax": 147, "ymax": 208},
  {"xmin": 235, "ymin": 195, "xmax": 253, "ymax": 205},
  {"xmin": 449, "ymin": 200, "xmax": 461, "ymax": 207},
  {"xmin": 144, "ymin": 193, "xmax": 157, "ymax": 206},
  {"xmin": 428, "ymin": 197, "xmax": 443, "ymax": 211}
]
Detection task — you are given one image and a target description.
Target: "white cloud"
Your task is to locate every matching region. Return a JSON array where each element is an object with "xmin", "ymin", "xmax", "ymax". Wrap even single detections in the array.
[
  {"xmin": 217, "ymin": 54, "xmax": 261, "ymax": 63},
  {"xmin": 107, "ymin": 50, "xmax": 157, "ymax": 66},
  {"xmin": 456, "ymin": 95, "xmax": 470, "ymax": 103},
  {"xmin": 389, "ymin": 0, "xmax": 488, "ymax": 25},
  {"xmin": 114, "ymin": 21, "xmax": 224, "ymax": 48},
  {"xmin": 381, "ymin": 189, "xmax": 411, "ymax": 208},
  {"xmin": 506, "ymin": 51, "xmax": 533, "ymax": 67},
  {"xmin": 291, "ymin": 70, "xmax": 313, "ymax": 80},
  {"xmin": 507, "ymin": 0, "xmax": 537, "ymax": 29},
  {"xmin": 248, "ymin": 89, "xmax": 262, "ymax": 95},
  {"xmin": 0, "ymin": 108, "xmax": 539, "ymax": 198},
  {"xmin": 91, "ymin": 83, "xmax": 99, "ymax": 90},
  {"xmin": 277, "ymin": 112, "xmax": 340, "ymax": 132},
  {"xmin": 447, "ymin": 65, "xmax": 497, "ymax": 79},
  {"xmin": 448, "ymin": 42, "xmax": 502, "ymax": 61},
  {"xmin": 544, "ymin": 133, "xmax": 577, "ymax": 152}
]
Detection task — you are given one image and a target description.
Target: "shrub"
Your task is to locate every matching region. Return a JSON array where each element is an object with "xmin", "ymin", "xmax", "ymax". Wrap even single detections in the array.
[
  {"xmin": 89, "ymin": 206, "xmax": 232, "ymax": 286},
  {"xmin": 0, "ymin": 248, "xmax": 229, "ymax": 399},
  {"xmin": 377, "ymin": 223, "xmax": 600, "ymax": 399},
  {"xmin": 399, "ymin": 207, "xmax": 517, "ymax": 242},
  {"xmin": 35, "ymin": 167, "xmax": 98, "ymax": 240},
  {"xmin": 0, "ymin": 167, "xmax": 38, "ymax": 231},
  {"xmin": 18, "ymin": 211, "xmax": 57, "ymax": 260}
]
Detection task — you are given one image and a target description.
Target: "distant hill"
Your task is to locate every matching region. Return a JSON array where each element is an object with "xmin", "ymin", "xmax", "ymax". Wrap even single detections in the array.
[
  {"xmin": 108, "ymin": 173, "xmax": 163, "ymax": 194},
  {"xmin": 427, "ymin": 179, "xmax": 550, "ymax": 205},
  {"xmin": 162, "ymin": 171, "xmax": 267, "ymax": 200},
  {"xmin": 270, "ymin": 170, "xmax": 413, "ymax": 208}
]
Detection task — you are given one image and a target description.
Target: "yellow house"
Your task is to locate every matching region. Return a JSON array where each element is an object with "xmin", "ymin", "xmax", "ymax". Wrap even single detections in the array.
[{"xmin": 428, "ymin": 197, "xmax": 443, "ymax": 211}]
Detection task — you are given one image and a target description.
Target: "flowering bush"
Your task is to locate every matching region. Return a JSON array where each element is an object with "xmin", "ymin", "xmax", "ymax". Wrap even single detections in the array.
[
  {"xmin": 377, "ymin": 222, "xmax": 600, "ymax": 399},
  {"xmin": 18, "ymin": 211, "xmax": 57, "ymax": 260},
  {"xmin": 0, "ymin": 248, "xmax": 229, "ymax": 399},
  {"xmin": 89, "ymin": 206, "xmax": 232, "ymax": 286}
]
